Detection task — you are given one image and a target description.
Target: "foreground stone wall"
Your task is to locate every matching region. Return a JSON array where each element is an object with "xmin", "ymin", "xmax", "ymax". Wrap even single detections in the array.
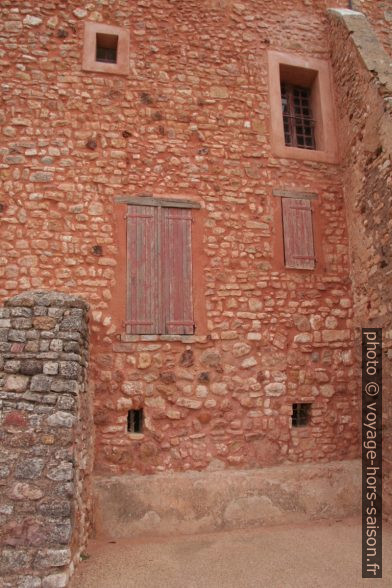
[
  {"xmin": 0, "ymin": 291, "xmax": 92, "ymax": 587},
  {"xmin": 94, "ymin": 460, "xmax": 361, "ymax": 538},
  {"xmin": 328, "ymin": 9, "xmax": 392, "ymax": 519}
]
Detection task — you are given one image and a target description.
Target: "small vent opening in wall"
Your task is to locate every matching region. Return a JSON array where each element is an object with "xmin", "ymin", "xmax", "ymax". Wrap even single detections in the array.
[
  {"xmin": 292, "ymin": 403, "xmax": 311, "ymax": 427},
  {"xmin": 127, "ymin": 409, "xmax": 143, "ymax": 434},
  {"xmin": 96, "ymin": 33, "xmax": 118, "ymax": 64}
]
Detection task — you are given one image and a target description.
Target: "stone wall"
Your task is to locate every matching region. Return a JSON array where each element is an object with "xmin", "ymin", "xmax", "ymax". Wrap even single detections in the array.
[
  {"xmin": 0, "ymin": 0, "xmax": 362, "ymax": 476},
  {"xmin": 94, "ymin": 460, "xmax": 361, "ymax": 539},
  {"xmin": 351, "ymin": 0, "xmax": 392, "ymax": 57},
  {"xmin": 0, "ymin": 291, "xmax": 92, "ymax": 588},
  {"xmin": 328, "ymin": 9, "xmax": 392, "ymax": 519},
  {"xmin": 0, "ymin": 0, "xmax": 389, "ymax": 479}
]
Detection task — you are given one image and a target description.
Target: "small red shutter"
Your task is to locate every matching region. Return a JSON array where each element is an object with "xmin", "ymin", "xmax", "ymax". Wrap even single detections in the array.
[
  {"xmin": 162, "ymin": 207, "xmax": 194, "ymax": 335},
  {"xmin": 282, "ymin": 198, "xmax": 315, "ymax": 270},
  {"xmin": 126, "ymin": 205, "xmax": 160, "ymax": 334}
]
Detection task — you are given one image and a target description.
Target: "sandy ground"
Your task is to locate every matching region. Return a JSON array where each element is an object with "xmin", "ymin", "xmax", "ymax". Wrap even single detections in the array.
[{"xmin": 71, "ymin": 518, "xmax": 391, "ymax": 588}]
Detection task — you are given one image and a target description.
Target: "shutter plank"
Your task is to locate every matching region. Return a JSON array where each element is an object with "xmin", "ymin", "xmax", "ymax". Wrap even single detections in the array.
[
  {"xmin": 282, "ymin": 198, "xmax": 315, "ymax": 270},
  {"xmin": 126, "ymin": 205, "xmax": 159, "ymax": 334},
  {"xmin": 162, "ymin": 207, "xmax": 194, "ymax": 335}
]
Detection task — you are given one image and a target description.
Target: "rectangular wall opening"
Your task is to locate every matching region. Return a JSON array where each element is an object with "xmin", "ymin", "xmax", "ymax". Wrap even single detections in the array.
[
  {"xmin": 292, "ymin": 403, "xmax": 311, "ymax": 427},
  {"xmin": 127, "ymin": 409, "xmax": 143, "ymax": 434},
  {"xmin": 96, "ymin": 33, "xmax": 118, "ymax": 64}
]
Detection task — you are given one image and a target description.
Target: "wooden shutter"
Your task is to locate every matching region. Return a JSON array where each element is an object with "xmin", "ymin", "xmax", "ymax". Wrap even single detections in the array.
[
  {"xmin": 126, "ymin": 205, "xmax": 160, "ymax": 334},
  {"xmin": 162, "ymin": 207, "xmax": 194, "ymax": 335},
  {"xmin": 282, "ymin": 198, "xmax": 315, "ymax": 270}
]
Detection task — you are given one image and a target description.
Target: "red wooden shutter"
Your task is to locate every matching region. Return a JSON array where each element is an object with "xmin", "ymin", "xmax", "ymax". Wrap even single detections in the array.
[
  {"xmin": 282, "ymin": 198, "xmax": 315, "ymax": 269},
  {"xmin": 126, "ymin": 205, "xmax": 160, "ymax": 334},
  {"xmin": 161, "ymin": 207, "xmax": 194, "ymax": 335}
]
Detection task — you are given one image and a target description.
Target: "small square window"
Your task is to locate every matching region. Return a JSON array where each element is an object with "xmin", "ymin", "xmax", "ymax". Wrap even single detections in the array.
[
  {"xmin": 82, "ymin": 22, "xmax": 129, "ymax": 75},
  {"xmin": 127, "ymin": 409, "xmax": 143, "ymax": 434},
  {"xmin": 96, "ymin": 33, "xmax": 118, "ymax": 64},
  {"xmin": 292, "ymin": 403, "xmax": 311, "ymax": 427}
]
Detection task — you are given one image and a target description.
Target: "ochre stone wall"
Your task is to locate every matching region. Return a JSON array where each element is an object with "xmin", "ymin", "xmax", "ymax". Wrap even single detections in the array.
[
  {"xmin": 351, "ymin": 0, "xmax": 392, "ymax": 57},
  {"xmin": 0, "ymin": 292, "xmax": 92, "ymax": 588},
  {"xmin": 328, "ymin": 9, "xmax": 392, "ymax": 519},
  {"xmin": 1, "ymin": 0, "xmax": 388, "ymax": 477}
]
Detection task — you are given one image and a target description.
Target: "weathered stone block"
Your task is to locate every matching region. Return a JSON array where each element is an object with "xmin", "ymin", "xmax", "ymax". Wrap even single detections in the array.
[
  {"xmin": 241, "ymin": 357, "xmax": 257, "ymax": 368},
  {"xmin": 20, "ymin": 360, "xmax": 43, "ymax": 375},
  {"xmin": 29, "ymin": 172, "xmax": 54, "ymax": 182},
  {"xmin": 43, "ymin": 362, "xmax": 59, "ymax": 375},
  {"xmin": 41, "ymin": 573, "xmax": 69, "ymax": 588},
  {"xmin": 211, "ymin": 382, "xmax": 228, "ymax": 396},
  {"xmin": 4, "ymin": 359, "xmax": 21, "ymax": 373},
  {"xmin": 8, "ymin": 330, "xmax": 27, "ymax": 342},
  {"xmin": 34, "ymin": 548, "xmax": 71, "ymax": 568},
  {"xmin": 16, "ymin": 575, "xmax": 42, "ymax": 588},
  {"xmin": 46, "ymin": 521, "xmax": 72, "ymax": 545},
  {"xmin": 0, "ymin": 549, "xmax": 32, "ymax": 573},
  {"xmin": 30, "ymin": 375, "xmax": 53, "ymax": 392},
  {"xmin": 59, "ymin": 317, "xmax": 84, "ymax": 331},
  {"xmin": 176, "ymin": 398, "xmax": 203, "ymax": 409},
  {"xmin": 46, "ymin": 461, "xmax": 73, "ymax": 481},
  {"xmin": 46, "ymin": 412, "xmax": 75, "ymax": 428},
  {"xmin": 5, "ymin": 374, "xmax": 29, "ymax": 393},
  {"xmin": 265, "ymin": 383, "xmax": 285, "ymax": 396},
  {"xmin": 33, "ymin": 316, "xmax": 57, "ymax": 330},
  {"xmin": 50, "ymin": 379, "xmax": 78, "ymax": 394},
  {"xmin": 37, "ymin": 499, "xmax": 71, "ymax": 518},
  {"xmin": 14, "ymin": 459, "xmax": 45, "ymax": 480},
  {"xmin": 23, "ymin": 15, "xmax": 43, "ymax": 26},
  {"xmin": 10, "ymin": 483, "xmax": 44, "ymax": 501},
  {"xmin": 59, "ymin": 362, "xmax": 81, "ymax": 380}
]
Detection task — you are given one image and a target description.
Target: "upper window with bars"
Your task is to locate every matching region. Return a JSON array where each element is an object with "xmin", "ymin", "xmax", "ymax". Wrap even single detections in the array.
[
  {"xmin": 281, "ymin": 83, "xmax": 316, "ymax": 150},
  {"xmin": 267, "ymin": 50, "xmax": 338, "ymax": 164}
]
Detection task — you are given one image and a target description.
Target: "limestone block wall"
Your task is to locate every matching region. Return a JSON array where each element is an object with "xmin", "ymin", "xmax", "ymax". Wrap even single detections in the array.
[
  {"xmin": 328, "ymin": 9, "xmax": 392, "ymax": 519},
  {"xmin": 0, "ymin": 291, "xmax": 92, "ymax": 588}
]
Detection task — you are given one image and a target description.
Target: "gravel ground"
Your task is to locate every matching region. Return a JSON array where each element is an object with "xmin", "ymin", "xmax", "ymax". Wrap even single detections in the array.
[{"xmin": 71, "ymin": 518, "xmax": 391, "ymax": 588}]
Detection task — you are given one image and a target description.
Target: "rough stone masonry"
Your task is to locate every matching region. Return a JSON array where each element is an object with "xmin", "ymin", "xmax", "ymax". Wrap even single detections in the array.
[
  {"xmin": 0, "ymin": 0, "xmax": 389, "ymax": 476},
  {"xmin": 0, "ymin": 0, "xmax": 391, "ymax": 584},
  {"xmin": 0, "ymin": 291, "xmax": 92, "ymax": 588}
]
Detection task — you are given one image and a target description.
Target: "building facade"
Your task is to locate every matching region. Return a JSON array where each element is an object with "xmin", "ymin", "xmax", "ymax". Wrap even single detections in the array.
[{"xmin": 0, "ymin": 1, "xmax": 391, "ymax": 585}]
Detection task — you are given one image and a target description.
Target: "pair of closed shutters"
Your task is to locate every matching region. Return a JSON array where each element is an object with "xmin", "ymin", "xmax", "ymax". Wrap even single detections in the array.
[{"xmin": 126, "ymin": 204, "xmax": 194, "ymax": 335}]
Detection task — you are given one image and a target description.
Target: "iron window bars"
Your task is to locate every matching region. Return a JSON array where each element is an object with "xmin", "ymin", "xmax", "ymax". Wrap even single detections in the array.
[{"xmin": 281, "ymin": 83, "xmax": 316, "ymax": 150}]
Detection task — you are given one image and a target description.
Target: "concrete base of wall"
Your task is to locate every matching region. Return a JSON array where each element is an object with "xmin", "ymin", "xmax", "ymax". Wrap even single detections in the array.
[{"xmin": 93, "ymin": 460, "xmax": 361, "ymax": 539}]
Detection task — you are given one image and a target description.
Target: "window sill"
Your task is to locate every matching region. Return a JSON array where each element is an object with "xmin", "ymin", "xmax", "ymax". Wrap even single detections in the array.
[
  {"xmin": 128, "ymin": 433, "xmax": 144, "ymax": 441},
  {"xmin": 121, "ymin": 333, "xmax": 208, "ymax": 343},
  {"xmin": 272, "ymin": 143, "xmax": 337, "ymax": 164}
]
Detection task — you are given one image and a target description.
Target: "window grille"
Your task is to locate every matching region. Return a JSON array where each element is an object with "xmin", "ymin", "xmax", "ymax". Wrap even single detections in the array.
[
  {"xmin": 96, "ymin": 33, "xmax": 118, "ymax": 64},
  {"xmin": 292, "ymin": 403, "xmax": 311, "ymax": 427},
  {"xmin": 281, "ymin": 83, "xmax": 316, "ymax": 150}
]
